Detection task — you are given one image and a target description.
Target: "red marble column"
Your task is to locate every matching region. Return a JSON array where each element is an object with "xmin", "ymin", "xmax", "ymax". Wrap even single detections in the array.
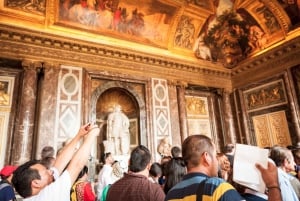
[
  {"xmin": 222, "ymin": 90, "xmax": 236, "ymax": 144},
  {"xmin": 285, "ymin": 70, "xmax": 300, "ymax": 142},
  {"xmin": 176, "ymin": 83, "xmax": 188, "ymax": 142},
  {"xmin": 11, "ymin": 61, "xmax": 38, "ymax": 165}
]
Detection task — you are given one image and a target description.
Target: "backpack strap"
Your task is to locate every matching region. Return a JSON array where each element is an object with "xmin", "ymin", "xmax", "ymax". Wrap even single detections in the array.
[
  {"xmin": 196, "ymin": 178, "xmax": 209, "ymax": 201},
  {"xmin": 0, "ymin": 182, "xmax": 10, "ymax": 191}
]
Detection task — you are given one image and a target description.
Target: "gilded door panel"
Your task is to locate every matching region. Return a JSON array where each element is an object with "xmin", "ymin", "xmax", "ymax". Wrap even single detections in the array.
[
  {"xmin": 253, "ymin": 115, "xmax": 272, "ymax": 148},
  {"xmin": 253, "ymin": 110, "xmax": 291, "ymax": 148},
  {"xmin": 268, "ymin": 111, "xmax": 291, "ymax": 146}
]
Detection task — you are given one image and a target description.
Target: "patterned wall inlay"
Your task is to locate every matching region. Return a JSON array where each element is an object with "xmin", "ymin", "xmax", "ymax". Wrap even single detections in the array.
[
  {"xmin": 55, "ymin": 66, "xmax": 82, "ymax": 146},
  {"xmin": 151, "ymin": 78, "xmax": 171, "ymax": 157},
  {"xmin": 243, "ymin": 79, "xmax": 287, "ymax": 112}
]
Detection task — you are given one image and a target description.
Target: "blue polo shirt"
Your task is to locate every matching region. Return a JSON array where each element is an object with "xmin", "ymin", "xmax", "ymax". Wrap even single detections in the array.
[{"xmin": 165, "ymin": 172, "xmax": 244, "ymax": 201}]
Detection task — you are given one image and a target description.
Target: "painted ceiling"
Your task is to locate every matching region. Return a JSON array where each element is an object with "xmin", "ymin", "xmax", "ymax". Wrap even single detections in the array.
[{"xmin": 4, "ymin": 0, "xmax": 300, "ymax": 68}]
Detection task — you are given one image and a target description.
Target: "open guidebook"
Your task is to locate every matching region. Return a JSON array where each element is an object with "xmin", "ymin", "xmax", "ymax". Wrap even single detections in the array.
[{"xmin": 233, "ymin": 143, "xmax": 269, "ymax": 193}]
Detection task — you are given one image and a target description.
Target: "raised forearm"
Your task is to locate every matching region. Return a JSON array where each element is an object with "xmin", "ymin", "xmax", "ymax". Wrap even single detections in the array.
[
  {"xmin": 67, "ymin": 126, "xmax": 99, "ymax": 184},
  {"xmin": 54, "ymin": 134, "xmax": 82, "ymax": 174},
  {"xmin": 54, "ymin": 123, "xmax": 90, "ymax": 174}
]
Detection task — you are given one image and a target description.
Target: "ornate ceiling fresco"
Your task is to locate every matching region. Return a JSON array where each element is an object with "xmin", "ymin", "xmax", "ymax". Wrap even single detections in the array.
[{"xmin": 2, "ymin": 0, "xmax": 300, "ymax": 68}]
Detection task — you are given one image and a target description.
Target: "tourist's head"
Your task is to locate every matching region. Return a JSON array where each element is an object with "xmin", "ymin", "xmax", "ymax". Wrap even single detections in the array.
[
  {"xmin": 129, "ymin": 145, "xmax": 151, "ymax": 172},
  {"xmin": 182, "ymin": 135, "xmax": 218, "ymax": 177},
  {"xmin": 12, "ymin": 160, "xmax": 54, "ymax": 198},
  {"xmin": 223, "ymin": 143, "xmax": 235, "ymax": 154},
  {"xmin": 270, "ymin": 146, "xmax": 295, "ymax": 172},
  {"xmin": 149, "ymin": 162, "xmax": 162, "ymax": 178},
  {"xmin": 101, "ymin": 152, "xmax": 113, "ymax": 164},
  {"xmin": 41, "ymin": 146, "xmax": 55, "ymax": 159},
  {"xmin": 171, "ymin": 146, "xmax": 182, "ymax": 158}
]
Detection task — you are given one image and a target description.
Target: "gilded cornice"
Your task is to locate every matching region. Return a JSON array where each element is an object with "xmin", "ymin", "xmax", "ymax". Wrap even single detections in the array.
[
  {"xmin": 231, "ymin": 32, "xmax": 300, "ymax": 88},
  {"xmin": 0, "ymin": 24, "xmax": 232, "ymax": 90}
]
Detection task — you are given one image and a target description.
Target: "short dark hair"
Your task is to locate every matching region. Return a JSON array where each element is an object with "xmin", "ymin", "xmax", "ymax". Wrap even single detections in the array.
[
  {"xmin": 163, "ymin": 157, "xmax": 186, "ymax": 193},
  {"xmin": 171, "ymin": 146, "xmax": 181, "ymax": 158},
  {"xmin": 149, "ymin": 162, "xmax": 162, "ymax": 177},
  {"xmin": 101, "ymin": 152, "xmax": 111, "ymax": 163},
  {"xmin": 270, "ymin": 146, "xmax": 292, "ymax": 167},
  {"xmin": 76, "ymin": 166, "xmax": 88, "ymax": 181},
  {"xmin": 12, "ymin": 160, "xmax": 41, "ymax": 198},
  {"xmin": 41, "ymin": 146, "xmax": 55, "ymax": 159},
  {"xmin": 224, "ymin": 144, "xmax": 234, "ymax": 153},
  {"xmin": 182, "ymin": 135, "xmax": 214, "ymax": 169},
  {"xmin": 129, "ymin": 145, "xmax": 151, "ymax": 172}
]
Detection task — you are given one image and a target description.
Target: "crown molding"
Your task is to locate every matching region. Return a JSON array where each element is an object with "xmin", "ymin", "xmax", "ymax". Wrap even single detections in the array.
[{"xmin": 0, "ymin": 24, "xmax": 233, "ymax": 90}]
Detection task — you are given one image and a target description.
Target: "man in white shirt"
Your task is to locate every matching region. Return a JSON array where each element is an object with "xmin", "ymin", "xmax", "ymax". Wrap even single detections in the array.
[
  {"xmin": 269, "ymin": 146, "xmax": 299, "ymax": 201},
  {"xmin": 97, "ymin": 152, "xmax": 114, "ymax": 200},
  {"xmin": 12, "ymin": 123, "xmax": 100, "ymax": 201}
]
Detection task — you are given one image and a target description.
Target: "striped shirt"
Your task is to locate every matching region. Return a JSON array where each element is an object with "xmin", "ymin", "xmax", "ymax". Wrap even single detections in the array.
[{"xmin": 165, "ymin": 173, "xmax": 244, "ymax": 201}]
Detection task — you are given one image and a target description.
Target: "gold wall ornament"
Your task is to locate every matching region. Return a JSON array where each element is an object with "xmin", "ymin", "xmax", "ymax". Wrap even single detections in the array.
[
  {"xmin": 253, "ymin": 110, "xmax": 291, "ymax": 147},
  {"xmin": 185, "ymin": 96, "xmax": 207, "ymax": 116},
  {"xmin": 0, "ymin": 76, "xmax": 14, "ymax": 168},
  {"xmin": 243, "ymin": 79, "xmax": 287, "ymax": 112},
  {"xmin": 0, "ymin": 82, "xmax": 9, "ymax": 106},
  {"xmin": 0, "ymin": 77, "xmax": 14, "ymax": 107},
  {"xmin": 185, "ymin": 95, "xmax": 211, "ymax": 138}
]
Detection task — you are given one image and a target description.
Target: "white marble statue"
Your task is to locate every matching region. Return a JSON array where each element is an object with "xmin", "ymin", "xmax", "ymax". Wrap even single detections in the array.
[{"xmin": 106, "ymin": 104, "xmax": 130, "ymax": 155}]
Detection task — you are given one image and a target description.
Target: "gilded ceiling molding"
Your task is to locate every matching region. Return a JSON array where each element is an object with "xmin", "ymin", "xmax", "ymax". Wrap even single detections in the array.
[
  {"xmin": 231, "ymin": 35, "xmax": 300, "ymax": 88},
  {"xmin": 0, "ymin": 24, "xmax": 231, "ymax": 80},
  {"xmin": 232, "ymin": 36, "xmax": 300, "ymax": 75},
  {"xmin": 45, "ymin": 0, "xmax": 55, "ymax": 25},
  {"xmin": 261, "ymin": 0, "xmax": 291, "ymax": 33}
]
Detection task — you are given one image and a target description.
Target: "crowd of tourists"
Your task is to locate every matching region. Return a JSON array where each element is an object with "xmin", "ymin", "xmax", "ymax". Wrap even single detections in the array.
[{"xmin": 1, "ymin": 123, "xmax": 300, "ymax": 201}]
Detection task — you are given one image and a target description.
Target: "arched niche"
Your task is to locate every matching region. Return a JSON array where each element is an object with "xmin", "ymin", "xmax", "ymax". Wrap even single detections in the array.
[{"xmin": 90, "ymin": 81, "xmax": 147, "ymax": 159}]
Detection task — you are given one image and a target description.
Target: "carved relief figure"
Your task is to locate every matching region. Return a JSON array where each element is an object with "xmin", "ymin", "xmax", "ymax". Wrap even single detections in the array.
[
  {"xmin": 246, "ymin": 81, "xmax": 286, "ymax": 111},
  {"xmin": 249, "ymin": 93, "xmax": 258, "ymax": 107},
  {"xmin": 7, "ymin": 0, "xmax": 46, "ymax": 14},
  {"xmin": 248, "ymin": 25, "xmax": 268, "ymax": 50},
  {"xmin": 174, "ymin": 16, "xmax": 195, "ymax": 49},
  {"xmin": 106, "ymin": 104, "xmax": 130, "ymax": 155},
  {"xmin": 270, "ymin": 87, "xmax": 281, "ymax": 101},
  {"xmin": 186, "ymin": 97, "xmax": 207, "ymax": 115}
]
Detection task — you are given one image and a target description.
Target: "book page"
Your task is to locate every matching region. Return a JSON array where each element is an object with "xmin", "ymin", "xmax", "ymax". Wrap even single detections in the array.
[{"xmin": 233, "ymin": 143, "xmax": 269, "ymax": 193}]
